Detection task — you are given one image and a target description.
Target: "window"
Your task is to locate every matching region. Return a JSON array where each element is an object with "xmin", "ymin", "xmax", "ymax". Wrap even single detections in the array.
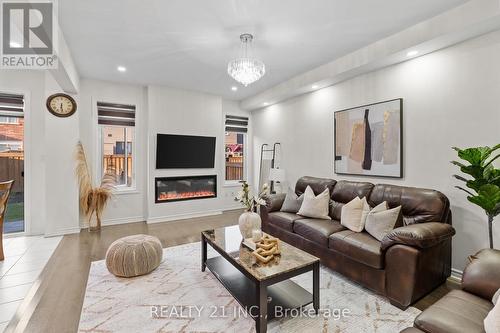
[
  {"xmin": 0, "ymin": 116, "xmax": 19, "ymax": 124},
  {"xmin": 224, "ymin": 115, "xmax": 248, "ymax": 183},
  {"xmin": 98, "ymin": 102, "xmax": 136, "ymax": 189}
]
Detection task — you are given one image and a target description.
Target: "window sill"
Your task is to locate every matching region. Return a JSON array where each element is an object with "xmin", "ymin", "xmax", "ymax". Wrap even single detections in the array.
[
  {"xmin": 224, "ymin": 182, "xmax": 244, "ymax": 188},
  {"xmin": 114, "ymin": 188, "xmax": 140, "ymax": 195}
]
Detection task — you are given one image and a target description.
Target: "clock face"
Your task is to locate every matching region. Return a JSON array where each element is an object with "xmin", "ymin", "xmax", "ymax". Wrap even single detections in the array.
[{"xmin": 46, "ymin": 94, "xmax": 77, "ymax": 117}]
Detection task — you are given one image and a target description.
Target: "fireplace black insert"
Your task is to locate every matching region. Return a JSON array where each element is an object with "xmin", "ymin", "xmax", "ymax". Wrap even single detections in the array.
[{"xmin": 155, "ymin": 175, "xmax": 217, "ymax": 203}]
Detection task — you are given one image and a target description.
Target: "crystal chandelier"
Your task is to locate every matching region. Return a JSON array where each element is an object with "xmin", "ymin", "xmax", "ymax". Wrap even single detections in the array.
[{"xmin": 227, "ymin": 34, "xmax": 266, "ymax": 86}]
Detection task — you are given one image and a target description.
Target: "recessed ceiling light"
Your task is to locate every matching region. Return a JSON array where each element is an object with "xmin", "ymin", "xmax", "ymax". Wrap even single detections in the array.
[
  {"xmin": 407, "ymin": 50, "xmax": 419, "ymax": 57},
  {"xmin": 312, "ymin": 85, "xmax": 318, "ymax": 89},
  {"xmin": 117, "ymin": 66, "xmax": 127, "ymax": 72},
  {"xmin": 9, "ymin": 41, "xmax": 21, "ymax": 48},
  {"xmin": 231, "ymin": 86, "xmax": 238, "ymax": 91},
  {"xmin": 263, "ymin": 102, "xmax": 269, "ymax": 106}
]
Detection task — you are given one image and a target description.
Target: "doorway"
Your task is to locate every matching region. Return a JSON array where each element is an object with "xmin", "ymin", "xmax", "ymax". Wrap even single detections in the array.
[{"xmin": 0, "ymin": 93, "xmax": 25, "ymax": 234}]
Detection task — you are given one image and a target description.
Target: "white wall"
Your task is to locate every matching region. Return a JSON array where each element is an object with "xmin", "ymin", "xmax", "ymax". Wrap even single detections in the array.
[
  {"xmin": 43, "ymin": 73, "xmax": 80, "ymax": 235},
  {"xmin": 0, "ymin": 70, "xmax": 80, "ymax": 236},
  {"xmin": 78, "ymin": 79, "xmax": 147, "ymax": 225},
  {"xmin": 252, "ymin": 29, "xmax": 500, "ymax": 272},
  {"xmin": 147, "ymin": 86, "xmax": 250, "ymax": 222}
]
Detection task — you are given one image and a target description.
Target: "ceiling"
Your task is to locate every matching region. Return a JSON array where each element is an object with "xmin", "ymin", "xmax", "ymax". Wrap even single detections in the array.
[{"xmin": 59, "ymin": 0, "xmax": 468, "ymax": 100}]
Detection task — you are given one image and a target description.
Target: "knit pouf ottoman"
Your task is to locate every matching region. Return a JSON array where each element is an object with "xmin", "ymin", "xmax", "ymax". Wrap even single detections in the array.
[{"xmin": 105, "ymin": 234, "xmax": 163, "ymax": 277}]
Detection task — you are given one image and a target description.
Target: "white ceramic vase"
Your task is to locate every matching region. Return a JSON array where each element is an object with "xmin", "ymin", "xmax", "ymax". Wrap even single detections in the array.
[{"xmin": 238, "ymin": 211, "xmax": 261, "ymax": 239}]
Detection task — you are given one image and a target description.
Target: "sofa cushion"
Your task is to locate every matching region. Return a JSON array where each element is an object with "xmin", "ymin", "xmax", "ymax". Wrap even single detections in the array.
[
  {"xmin": 368, "ymin": 184, "xmax": 450, "ymax": 225},
  {"xmin": 293, "ymin": 219, "xmax": 345, "ymax": 246},
  {"xmin": 329, "ymin": 181, "xmax": 374, "ymax": 220},
  {"xmin": 329, "ymin": 230, "xmax": 383, "ymax": 269},
  {"xmin": 268, "ymin": 212, "xmax": 302, "ymax": 232},
  {"xmin": 295, "ymin": 176, "xmax": 336, "ymax": 197},
  {"xmin": 415, "ymin": 289, "xmax": 493, "ymax": 333}
]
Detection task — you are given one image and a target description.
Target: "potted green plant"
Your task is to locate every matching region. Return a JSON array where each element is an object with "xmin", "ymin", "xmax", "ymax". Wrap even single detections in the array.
[
  {"xmin": 235, "ymin": 182, "xmax": 268, "ymax": 238},
  {"xmin": 452, "ymin": 144, "xmax": 500, "ymax": 248}
]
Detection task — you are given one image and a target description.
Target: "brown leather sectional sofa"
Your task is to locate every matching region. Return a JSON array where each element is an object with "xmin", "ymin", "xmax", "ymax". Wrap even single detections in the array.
[
  {"xmin": 260, "ymin": 176, "xmax": 456, "ymax": 309},
  {"xmin": 402, "ymin": 248, "xmax": 500, "ymax": 333}
]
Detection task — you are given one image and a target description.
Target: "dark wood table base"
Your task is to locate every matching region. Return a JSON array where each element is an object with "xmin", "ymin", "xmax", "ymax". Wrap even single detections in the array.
[{"xmin": 202, "ymin": 233, "xmax": 319, "ymax": 333}]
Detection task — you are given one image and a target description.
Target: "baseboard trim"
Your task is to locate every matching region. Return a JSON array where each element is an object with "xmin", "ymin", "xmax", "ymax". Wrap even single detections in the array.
[
  {"xmin": 448, "ymin": 268, "xmax": 463, "ymax": 283},
  {"xmin": 44, "ymin": 226, "xmax": 81, "ymax": 237},
  {"xmin": 101, "ymin": 216, "xmax": 145, "ymax": 226},
  {"xmin": 147, "ymin": 210, "xmax": 223, "ymax": 224}
]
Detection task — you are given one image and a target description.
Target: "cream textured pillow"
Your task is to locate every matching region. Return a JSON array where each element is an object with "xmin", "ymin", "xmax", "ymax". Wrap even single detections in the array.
[
  {"xmin": 484, "ymin": 291, "xmax": 500, "ymax": 333},
  {"xmin": 494, "ymin": 288, "xmax": 500, "ymax": 305},
  {"xmin": 297, "ymin": 186, "xmax": 331, "ymax": 220},
  {"xmin": 341, "ymin": 197, "xmax": 370, "ymax": 232},
  {"xmin": 365, "ymin": 202, "xmax": 401, "ymax": 241}
]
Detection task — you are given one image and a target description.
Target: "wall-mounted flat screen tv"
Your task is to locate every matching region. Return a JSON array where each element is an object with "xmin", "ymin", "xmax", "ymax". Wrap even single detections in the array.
[{"xmin": 156, "ymin": 134, "xmax": 216, "ymax": 169}]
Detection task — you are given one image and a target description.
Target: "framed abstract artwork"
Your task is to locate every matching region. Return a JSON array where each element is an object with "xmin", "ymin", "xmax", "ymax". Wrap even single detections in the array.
[{"xmin": 334, "ymin": 98, "xmax": 403, "ymax": 178}]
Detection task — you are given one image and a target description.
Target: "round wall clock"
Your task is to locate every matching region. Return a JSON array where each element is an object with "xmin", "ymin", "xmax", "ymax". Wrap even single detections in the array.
[{"xmin": 46, "ymin": 93, "xmax": 77, "ymax": 117}]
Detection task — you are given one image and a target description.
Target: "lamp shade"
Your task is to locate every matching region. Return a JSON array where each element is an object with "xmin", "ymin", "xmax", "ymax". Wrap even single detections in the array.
[{"xmin": 268, "ymin": 168, "xmax": 286, "ymax": 182}]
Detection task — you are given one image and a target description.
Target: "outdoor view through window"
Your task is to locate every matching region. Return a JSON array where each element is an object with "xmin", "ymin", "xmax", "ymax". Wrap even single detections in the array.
[
  {"xmin": 102, "ymin": 126, "xmax": 134, "ymax": 187},
  {"xmin": 225, "ymin": 131, "xmax": 244, "ymax": 182},
  {"xmin": 0, "ymin": 116, "xmax": 24, "ymax": 233}
]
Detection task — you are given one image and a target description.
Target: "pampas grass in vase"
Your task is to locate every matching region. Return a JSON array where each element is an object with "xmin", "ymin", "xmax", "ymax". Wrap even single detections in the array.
[{"xmin": 75, "ymin": 141, "xmax": 116, "ymax": 231}]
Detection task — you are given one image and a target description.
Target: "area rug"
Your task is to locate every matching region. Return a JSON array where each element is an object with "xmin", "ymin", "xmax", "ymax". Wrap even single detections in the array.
[{"xmin": 79, "ymin": 242, "xmax": 420, "ymax": 332}]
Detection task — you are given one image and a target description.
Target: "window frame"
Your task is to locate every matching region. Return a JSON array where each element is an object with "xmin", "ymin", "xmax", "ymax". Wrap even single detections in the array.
[
  {"xmin": 0, "ymin": 116, "xmax": 19, "ymax": 124},
  {"xmin": 224, "ymin": 130, "xmax": 247, "ymax": 186},
  {"xmin": 99, "ymin": 124, "xmax": 136, "ymax": 192}
]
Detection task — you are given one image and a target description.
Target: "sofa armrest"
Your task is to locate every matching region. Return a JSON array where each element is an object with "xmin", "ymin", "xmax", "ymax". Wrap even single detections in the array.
[
  {"xmin": 462, "ymin": 248, "xmax": 500, "ymax": 301},
  {"xmin": 259, "ymin": 193, "xmax": 286, "ymax": 231},
  {"xmin": 381, "ymin": 222, "xmax": 455, "ymax": 251},
  {"xmin": 264, "ymin": 193, "xmax": 286, "ymax": 213}
]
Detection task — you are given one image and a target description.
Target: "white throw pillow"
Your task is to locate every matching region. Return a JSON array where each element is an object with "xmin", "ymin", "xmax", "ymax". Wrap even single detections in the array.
[
  {"xmin": 341, "ymin": 197, "xmax": 370, "ymax": 232},
  {"xmin": 364, "ymin": 202, "xmax": 401, "ymax": 241},
  {"xmin": 485, "ymin": 291, "xmax": 500, "ymax": 333},
  {"xmin": 297, "ymin": 186, "xmax": 331, "ymax": 220}
]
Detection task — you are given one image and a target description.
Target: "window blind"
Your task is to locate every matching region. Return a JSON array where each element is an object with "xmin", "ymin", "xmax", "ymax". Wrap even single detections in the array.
[
  {"xmin": 97, "ymin": 102, "xmax": 135, "ymax": 126},
  {"xmin": 225, "ymin": 115, "xmax": 248, "ymax": 133},
  {"xmin": 0, "ymin": 93, "xmax": 24, "ymax": 116}
]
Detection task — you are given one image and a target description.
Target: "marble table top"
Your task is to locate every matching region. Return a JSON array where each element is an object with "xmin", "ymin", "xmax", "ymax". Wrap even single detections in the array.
[{"xmin": 202, "ymin": 225, "xmax": 319, "ymax": 281}]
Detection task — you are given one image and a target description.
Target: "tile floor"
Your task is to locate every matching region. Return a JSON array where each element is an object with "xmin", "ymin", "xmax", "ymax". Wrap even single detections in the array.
[{"xmin": 0, "ymin": 235, "xmax": 62, "ymax": 331}]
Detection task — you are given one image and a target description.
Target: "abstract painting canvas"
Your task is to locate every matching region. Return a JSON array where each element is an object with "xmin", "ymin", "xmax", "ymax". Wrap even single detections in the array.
[{"xmin": 334, "ymin": 99, "xmax": 403, "ymax": 178}]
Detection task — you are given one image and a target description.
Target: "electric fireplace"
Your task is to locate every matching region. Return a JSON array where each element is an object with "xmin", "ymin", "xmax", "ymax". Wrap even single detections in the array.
[{"xmin": 155, "ymin": 175, "xmax": 217, "ymax": 203}]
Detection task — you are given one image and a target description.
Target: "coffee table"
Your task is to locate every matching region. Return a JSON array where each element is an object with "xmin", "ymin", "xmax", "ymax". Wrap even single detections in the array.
[{"xmin": 201, "ymin": 225, "xmax": 320, "ymax": 333}]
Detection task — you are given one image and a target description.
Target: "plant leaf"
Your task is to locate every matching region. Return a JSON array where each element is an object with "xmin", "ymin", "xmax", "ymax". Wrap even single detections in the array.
[
  {"xmin": 467, "ymin": 184, "xmax": 500, "ymax": 216},
  {"xmin": 457, "ymin": 147, "xmax": 492, "ymax": 165},
  {"xmin": 455, "ymin": 186, "xmax": 475, "ymax": 196}
]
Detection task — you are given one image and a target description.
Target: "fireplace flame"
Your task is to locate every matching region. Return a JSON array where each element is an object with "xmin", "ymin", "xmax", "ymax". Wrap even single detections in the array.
[{"xmin": 158, "ymin": 191, "xmax": 216, "ymax": 201}]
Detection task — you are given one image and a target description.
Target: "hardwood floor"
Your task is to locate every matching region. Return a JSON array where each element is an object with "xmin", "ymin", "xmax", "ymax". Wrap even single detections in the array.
[{"xmin": 5, "ymin": 209, "xmax": 459, "ymax": 332}]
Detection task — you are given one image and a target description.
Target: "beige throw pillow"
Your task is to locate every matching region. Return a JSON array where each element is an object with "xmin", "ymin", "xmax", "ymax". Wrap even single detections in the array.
[
  {"xmin": 341, "ymin": 197, "xmax": 370, "ymax": 232},
  {"xmin": 494, "ymin": 288, "xmax": 500, "ymax": 305},
  {"xmin": 365, "ymin": 202, "xmax": 401, "ymax": 241},
  {"xmin": 484, "ymin": 291, "xmax": 500, "ymax": 333},
  {"xmin": 297, "ymin": 186, "xmax": 331, "ymax": 220}
]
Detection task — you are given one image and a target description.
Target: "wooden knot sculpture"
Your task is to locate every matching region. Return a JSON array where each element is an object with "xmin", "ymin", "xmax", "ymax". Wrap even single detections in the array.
[{"xmin": 252, "ymin": 235, "xmax": 281, "ymax": 264}]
